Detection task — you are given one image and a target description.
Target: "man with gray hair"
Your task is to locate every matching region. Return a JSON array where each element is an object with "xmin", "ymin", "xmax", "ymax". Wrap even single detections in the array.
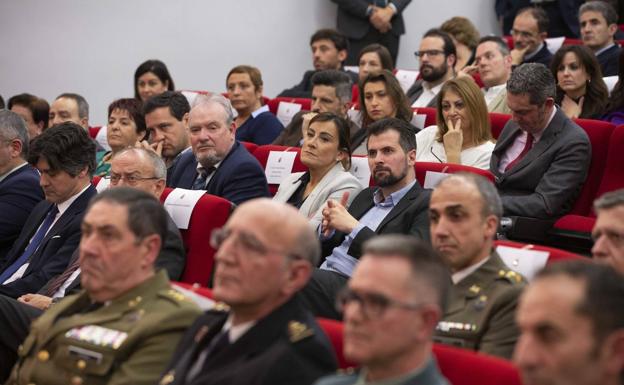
[
  {"xmin": 169, "ymin": 94, "xmax": 269, "ymax": 205},
  {"xmin": 430, "ymin": 173, "xmax": 525, "ymax": 359},
  {"xmin": 0, "ymin": 110, "xmax": 44, "ymax": 260},
  {"xmin": 580, "ymin": 1, "xmax": 621, "ymax": 76},
  {"xmin": 490, "ymin": 63, "xmax": 591, "ymax": 222},
  {"xmin": 48, "ymin": 93, "xmax": 89, "ymax": 129},
  {"xmin": 158, "ymin": 199, "xmax": 337, "ymax": 385},
  {"xmin": 591, "ymin": 189, "xmax": 624, "ymax": 275}
]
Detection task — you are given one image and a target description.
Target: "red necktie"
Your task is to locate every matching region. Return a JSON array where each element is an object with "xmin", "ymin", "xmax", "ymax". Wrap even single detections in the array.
[{"xmin": 505, "ymin": 133, "xmax": 534, "ymax": 172}]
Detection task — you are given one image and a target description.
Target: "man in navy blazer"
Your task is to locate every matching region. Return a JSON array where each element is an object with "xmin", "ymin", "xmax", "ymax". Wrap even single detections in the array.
[
  {"xmin": 168, "ymin": 94, "xmax": 269, "ymax": 205},
  {"xmin": 0, "ymin": 123, "xmax": 96, "ymax": 298},
  {"xmin": 0, "ymin": 111, "xmax": 44, "ymax": 260}
]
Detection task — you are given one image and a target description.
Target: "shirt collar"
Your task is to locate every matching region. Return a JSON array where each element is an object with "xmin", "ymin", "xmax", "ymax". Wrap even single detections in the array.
[
  {"xmin": 484, "ymin": 83, "xmax": 506, "ymax": 93},
  {"xmin": 57, "ymin": 183, "xmax": 91, "ymax": 216},
  {"xmin": 596, "ymin": 43, "xmax": 616, "ymax": 56},
  {"xmin": 423, "ymin": 81, "xmax": 444, "ymax": 94},
  {"xmin": 0, "ymin": 161, "xmax": 28, "ymax": 183},
  {"xmin": 223, "ymin": 314, "xmax": 256, "ymax": 343},
  {"xmin": 532, "ymin": 106, "xmax": 557, "ymax": 143},
  {"xmin": 452, "ymin": 256, "xmax": 490, "ymax": 284},
  {"xmin": 251, "ymin": 104, "xmax": 270, "ymax": 118},
  {"xmin": 523, "ymin": 42, "xmax": 545, "ymax": 60},
  {"xmin": 373, "ymin": 180, "xmax": 416, "ymax": 207}
]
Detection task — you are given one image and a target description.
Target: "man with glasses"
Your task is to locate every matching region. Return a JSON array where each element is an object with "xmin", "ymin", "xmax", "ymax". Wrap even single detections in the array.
[
  {"xmin": 510, "ymin": 7, "xmax": 553, "ymax": 67},
  {"xmin": 407, "ymin": 28, "xmax": 457, "ymax": 108},
  {"xmin": 168, "ymin": 94, "xmax": 269, "ymax": 205},
  {"xmin": 315, "ymin": 235, "xmax": 450, "ymax": 385},
  {"xmin": 430, "ymin": 173, "xmax": 525, "ymax": 359},
  {"xmin": 157, "ymin": 199, "xmax": 337, "ymax": 385},
  {"xmin": 591, "ymin": 189, "xmax": 624, "ymax": 275}
]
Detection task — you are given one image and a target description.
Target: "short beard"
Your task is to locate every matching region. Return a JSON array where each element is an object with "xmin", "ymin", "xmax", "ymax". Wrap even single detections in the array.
[
  {"xmin": 197, "ymin": 153, "xmax": 223, "ymax": 169},
  {"xmin": 373, "ymin": 165, "xmax": 408, "ymax": 187},
  {"xmin": 421, "ymin": 62, "xmax": 449, "ymax": 83}
]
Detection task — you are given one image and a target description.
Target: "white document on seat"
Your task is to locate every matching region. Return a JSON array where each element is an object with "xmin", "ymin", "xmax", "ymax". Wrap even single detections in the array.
[
  {"xmin": 172, "ymin": 283, "xmax": 215, "ymax": 311},
  {"xmin": 163, "ymin": 188, "xmax": 206, "ymax": 230},
  {"xmin": 349, "ymin": 156, "xmax": 371, "ymax": 188},
  {"xmin": 604, "ymin": 76, "xmax": 619, "ymax": 94},
  {"xmin": 395, "ymin": 69, "xmax": 419, "ymax": 93},
  {"xmin": 276, "ymin": 102, "xmax": 302, "ymax": 127},
  {"xmin": 496, "ymin": 245, "xmax": 549, "ymax": 281},
  {"xmin": 347, "ymin": 109, "xmax": 363, "ymax": 128},
  {"xmin": 411, "ymin": 114, "xmax": 427, "ymax": 129},
  {"xmin": 95, "ymin": 177, "xmax": 110, "ymax": 193},
  {"xmin": 423, "ymin": 170, "xmax": 449, "ymax": 189},
  {"xmin": 545, "ymin": 37, "xmax": 565, "ymax": 54},
  {"xmin": 95, "ymin": 125, "xmax": 111, "ymax": 152},
  {"xmin": 265, "ymin": 151, "xmax": 297, "ymax": 184}
]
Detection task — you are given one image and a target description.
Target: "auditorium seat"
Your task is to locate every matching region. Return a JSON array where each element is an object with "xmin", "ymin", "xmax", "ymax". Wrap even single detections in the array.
[
  {"xmin": 160, "ymin": 188, "xmax": 233, "ymax": 286},
  {"xmin": 494, "ymin": 240, "xmax": 585, "ymax": 265},
  {"xmin": 240, "ymin": 141, "xmax": 258, "ymax": 154},
  {"xmin": 88, "ymin": 126, "xmax": 101, "ymax": 139},
  {"xmin": 267, "ymin": 97, "xmax": 312, "ymax": 115},
  {"xmin": 593, "ymin": 124, "xmax": 624, "ymax": 199},
  {"xmin": 412, "ymin": 107, "xmax": 437, "ymax": 127},
  {"xmin": 316, "ymin": 318, "xmax": 522, "ymax": 385},
  {"xmin": 251, "ymin": 145, "xmax": 308, "ymax": 195},
  {"xmin": 351, "ymin": 84, "xmax": 359, "ymax": 103},
  {"xmin": 414, "ymin": 162, "xmax": 495, "ymax": 185},
  {"xmin": 489, "ymin": 113, "xmax": 511, "ymax": 140}
]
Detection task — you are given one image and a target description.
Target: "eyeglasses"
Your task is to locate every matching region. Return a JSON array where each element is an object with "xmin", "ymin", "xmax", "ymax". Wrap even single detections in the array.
[
  {"xmin": 335, "ymin": 287, "xmax": 426, "ymax": 319},
  {"xmin": 511, "ymin": 29, "xmax": 536, "ymax": 39},
  {"xmin": 210, "ymin": 227, "xmax": 302, "ymax": 260},
  {"xmin": 106, "ymin": 173, "xmax": 160, "ymax": 185},
  {"xmin": 414, "ymin": 50, "xmax": 445, "ymax": 58}
]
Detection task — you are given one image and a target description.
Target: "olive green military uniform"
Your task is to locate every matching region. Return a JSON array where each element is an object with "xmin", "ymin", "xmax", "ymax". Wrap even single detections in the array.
[
  {"xmin": 6, "ymin": 270, "xmax": 201, "ymax": 385},
  {"xmin": 433, "ymin": 252, "xmax": 525, "ymax": 359}
]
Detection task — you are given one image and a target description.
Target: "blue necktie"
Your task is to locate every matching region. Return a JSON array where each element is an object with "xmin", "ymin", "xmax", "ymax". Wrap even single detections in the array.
[
  {"xmin": 0, "ymin": 205, "xmax": 59, "ymax": 283},
  {"xmin": 192, "ymin": 167, "xmax": 215, "ymax": 190}
]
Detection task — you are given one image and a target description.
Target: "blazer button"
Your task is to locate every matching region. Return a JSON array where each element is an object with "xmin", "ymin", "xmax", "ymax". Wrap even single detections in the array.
[{"xmin": 37, "ymin": 350, "xmax": 49, "ymax": 362}]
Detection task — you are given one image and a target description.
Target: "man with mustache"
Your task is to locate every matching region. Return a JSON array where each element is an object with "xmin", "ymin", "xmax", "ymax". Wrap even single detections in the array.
[
  {"xmin": 168, "ymin": 94, "xmax": 269, "ymax": 205},
  {"xmin": 429, "ymin": 173, "xmax": 525, "ymax": 359},
  {"xmin": 301, "ymin": 117, "xmax": 431, "ymax": 319},
  {"xmin": 407, "ymin": 29, "xmax": 457, "ymax": 108}
]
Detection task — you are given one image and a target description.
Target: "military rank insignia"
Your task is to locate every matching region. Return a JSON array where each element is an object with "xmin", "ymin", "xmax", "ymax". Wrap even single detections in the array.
[
  {"xmin": 288, "ymin": 321, "xmax": 314, "ymax": 342},
  {"xmin": 437, "ymin": 321, "xmax": 477, "ymax": 332},
  {"xmin": 65, "ymin": 325, "xmax": 128, "ymax": 349}
]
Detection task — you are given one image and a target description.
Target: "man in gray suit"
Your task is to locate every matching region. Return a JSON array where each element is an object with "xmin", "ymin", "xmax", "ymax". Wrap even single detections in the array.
[
  {"xmin": 490, "ymin": 63, "xmax": 591, "ymax": 221},
  {"xmin": 314, "ymin": 235, "xmax": 450, "ymax": 385}
]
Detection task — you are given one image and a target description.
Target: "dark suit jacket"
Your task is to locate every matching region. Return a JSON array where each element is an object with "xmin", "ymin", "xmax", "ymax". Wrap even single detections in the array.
[
  {"xmin": 597, "ymin": 44, "xmax": 621, "ymax": 77},
  {"xmin": 168, "ymin": 141, "xmax": 269, "ymax": 205},
  {"xmin": 406, "ymin": 79, "xmax": 440, "ymax": 108},
  {"xmin": 0, "ymin": 185, "xmax": 96, "ymax": 298},
  {"xmin": 331, "ymin": 0, "xmax": 412, "ymax": 38},
  {"xmin": 496, "ymin": 0, "xmax": 582, "ymax": 38},
  {"xmin": 159, "ymin": 296, "xmax": 337, "ymax": 385},
  {"xmin": 522, "ymin": 42, "xmax": 553, "ymax": 67},
  {"xmin": 278, "ymin": 70, "xmax": 359, "ymax": 98},
  {"xmin": 490, "ymin": 109, "xmax": 591, "ymax": 219},
  {"xmin": 321, "ymin": 182, "xmax": 431, "ymax": 261},
  {"xmin": 0, "ymin": 165, "xmax": 44, "ymax": 261}
]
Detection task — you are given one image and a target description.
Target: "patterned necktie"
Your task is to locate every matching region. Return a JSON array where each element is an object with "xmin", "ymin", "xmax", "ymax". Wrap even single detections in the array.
[
  {"xmin": 505, "ymin": 133, "xmax": 534, "ymax": 172},
  {"xmin": 192, "ymin": 167, "xmax": 216, "ymax": 190},
  {"xmin": 43, "ymin": 253, "xmax": 81, "ymax": 297},
  {"xmin": 0, "ymin": 205, "xmax": 59, "ymax": 283}
]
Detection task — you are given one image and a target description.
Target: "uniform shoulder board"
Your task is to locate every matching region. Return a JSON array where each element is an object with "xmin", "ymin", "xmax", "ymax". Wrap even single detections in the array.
[
  {"xmin": 288, "ymin": 320, "xmax": 315, "ymax": 343},
  {"xmin": 159, "ymin": 289, "xmax": 191, "ymax": 304},
  {"xmin": 497, "ymin": 269, "xmax": 524, "ymax": 284},
  {"xmin": 211, "ymin": 302, "xmax": 230, "ymax": 312}
]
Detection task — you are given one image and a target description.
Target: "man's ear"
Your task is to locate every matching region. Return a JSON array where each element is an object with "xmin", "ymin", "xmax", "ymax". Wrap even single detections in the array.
[
  {"xmin": 600, "ymin": 329, "xmax": 624, "ymax": 378},
  {"xmin": 539, "ymin": 32, "xmax": 548, "ymax": 42},
  {"xmin": 338, "ymin": 49, "xmax": 348, "ymax": 65},
  {"xmin": 140, "ymin": 234, "xmax": 161, "ymax": 268},
  {"xmin": 609, "ymin": 23, "xmax": 618, "ymax": 38},
  {"xmin": 282, "ymin": 260, "xmax": 312, "ymax": 296},
  {"xmin": 182, "ymin": 112, "xmax": 190, "ymax": 128}
]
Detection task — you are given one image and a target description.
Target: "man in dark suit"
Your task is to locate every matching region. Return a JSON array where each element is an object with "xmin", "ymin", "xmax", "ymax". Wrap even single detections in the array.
[
  {"xmin": 0, "ymin": 123, "xmax": 96, "ymax": 299},
  {"xmin": 580, "ymin": 1, "xmax": 621, "ymax": 77},
  {"xmin": 0, "ymin": 111, "xmax": 44, "ymax": 260},
  {"xmin": 510, "ymin": 7, "xmax": 553, "ymax": 68},
  {"xmin": 169, "ymin": 94, "xmax": 269, "ymax": 205},
  {"xmin": 0, "ymin": 147, "xmax": 186, "ymax": 379},
  {"xmin": 278, "ymin": 29, "xmax": 359, "ymax": 98},
  {"xmin": 407, "ymin": 29, "xmax": 457, "ymax": 108},
  {"xmin": 490, "ymin": 63, "xmax": 591, "ymax": 221},
  {"xmin": 158, "ymin": 199, "xmax": 337, "ymax": 385},
  {"xmin": 331, "ymin": 0, "xmax": 412, "ymax": 65},
  {"xmin": 301, "ymin": 118, "xmax": 431, "ymax": 319}
]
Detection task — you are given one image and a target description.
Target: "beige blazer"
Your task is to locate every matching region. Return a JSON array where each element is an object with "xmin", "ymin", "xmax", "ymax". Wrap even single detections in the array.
[
  {"xmin": 273, "ymin": 163, "xmax": 364, "ymax": 230},
  {"xmin": 488, "ymin": 88, "xmax": 512, "ymax": 114}
]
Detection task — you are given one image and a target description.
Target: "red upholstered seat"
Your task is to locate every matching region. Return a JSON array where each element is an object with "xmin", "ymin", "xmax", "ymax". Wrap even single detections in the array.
[
  {"xmin": 172, "ymin": 281, "xmax": 214, "ymax": 299},
  {"xmin": 160, "ymin": 188, "xmax": 233, "ymax": 285},
  {"xmin": 414, "ymin": 162, "xmax": 495, "ymax": 186},
  {"xmin": 267, "ymin": 97, "xmax": 312, "ymax": 115},
  {"xmin": 553, "ymin": 215, "xmax": 596, "ymax": 234},
  {"xmin": 251, "ymin": 145, "xmax": 308, "ymax": 195},
  {"xmin": 594, "ymin": 124, "xmax": 624, "ymax": 199},
  {"xmin": 412, "ymin": 107, "xmax": 437, "ymax": 127},
  {"xmin": 240, "ymin": 141, "xmax": 258, "ymax": 154},
  {"xmin": 489, "ymin": 113, "xmax": 511, "ymax": 140},
  {"xmin": 494, "ymin": 240, "xmax": 585, "ymax": 264},
  {"xmin": 316, "ymin": 318, "xmax": 522, "ymax": 385},
  {"xmin": 88, "ymin": 126, "xmax": 101, "ymax": 139}
]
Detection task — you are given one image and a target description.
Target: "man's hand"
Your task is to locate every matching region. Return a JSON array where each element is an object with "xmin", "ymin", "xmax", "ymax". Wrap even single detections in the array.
[
  {"xmin": 301, "ymin": 112, "xmax": 318, "ymax": 138},
  {"xmin": 510, "ymin": 46, "xmax": 529, "ymax": 66},
  {"xmin": 136, "ymin": 139, "xmax": 163, "ymax": 157},
  {"xmin": 369, "ymin": 6, "xmax": 393, "ymax": 33},
  {"xmin": 561, "ymin": 95, "xmax": 584, "ymax": 119},
  {"xmin": 457, "ymin": 64, "xmax": 478, "ymax": 79},
  {"xmin": 322, "ymin": 191, "xmax": 358, "ymax": 236},
  {"xmin": 443, "ymin": 118, "xmax": 463, "ymax": 164},
  {"xmin": 18, "ymin": 293, "xmax": 53, "ymax": 310}
]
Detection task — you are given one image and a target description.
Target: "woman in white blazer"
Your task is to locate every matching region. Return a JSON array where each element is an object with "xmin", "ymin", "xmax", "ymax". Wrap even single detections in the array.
[{"xmin": 274, "ymin": 113, "xmax": 364, "ymax": 230}]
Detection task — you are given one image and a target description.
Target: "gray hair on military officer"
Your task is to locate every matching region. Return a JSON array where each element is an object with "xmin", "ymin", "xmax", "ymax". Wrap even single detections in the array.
[
  {"xmin": 507, "ymin": 63, "xmax": 556, "ymax": 105},
  {"xmin": 436, "ymin": 173, "xmax": 503, "ymax": 221}
]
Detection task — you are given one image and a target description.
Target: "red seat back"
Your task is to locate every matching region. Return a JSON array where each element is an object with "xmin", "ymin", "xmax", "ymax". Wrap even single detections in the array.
[
  {"xmin": 88, "ymin": 126, "xmax": 101, "ymax": 139},
  {"xmin": 267, "ymin": 97, "xmax": 312, "ymax": 115},
  {"xmin": 489, "ymin": 113, "xmax": 511, "ymax": 140},
  {"xmin": 494, "ymin": 240, "xmax": 585, "ymax": 264},
  {"xmin": 251, "ymin": 145, "xmax": 308, "ymax": 195},
  {"xmin": 240, "ymin": 141, "xmax": 258, "ymax": 154},
  {"xmin": 412, "ymin": 107, "xmax": 437, "ymax": 127},
  {"xmin": 414, "ymin": 162, "xmax": 495, "ymax": 186},
  {"xmin": 571, "ymin": 118, "xmax": 615, "ymax": 216},
  {"xmin": 595, "ymin": 124, "xmax": 624, "ymax": 200},
  {"xmin": 160, "ymin": 188, "xmax": 233, "ymax": 285}
]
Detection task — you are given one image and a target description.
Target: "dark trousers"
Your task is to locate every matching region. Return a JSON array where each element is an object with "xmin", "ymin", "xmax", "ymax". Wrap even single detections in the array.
[
  {"xmin": 0, "ymin": 295, "xmax": 43, "ymax": 381},
  {"xmin": 299, "ymin": 268, "xmax": 349, "ymax": 320},
  {"xmin": 345, "ymin": 29, "xmax": 400, "ymax": 66}
]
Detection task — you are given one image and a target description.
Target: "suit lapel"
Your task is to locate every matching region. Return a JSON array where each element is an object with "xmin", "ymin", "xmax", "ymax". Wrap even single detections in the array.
[
  {"xmin": 301, "ymin": 164, "xmax": 341, "ymax": 217},
  {"xmin": 376, "ymin": 183, "xmax": 422, "ymax": 231},
  {"xmin": 446, "ymin": 255, "xmax": 499, "ymax": 316}
]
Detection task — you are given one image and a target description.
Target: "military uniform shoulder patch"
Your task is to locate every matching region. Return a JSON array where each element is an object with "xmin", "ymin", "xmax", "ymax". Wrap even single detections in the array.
[
  {"xmin": 212, "ymin": 301, "xmax": 230, "ymax": 312},
  {"xmin": 288, "ymin": 321, "xmax": 314, "ymax": 343},
  {"xmin": 498, "ymin": 269, "xmax": 524, "ymax": 284},
  {"xmin": 159, "ymin": 289, "xmax": 191, "ymax": 305}
]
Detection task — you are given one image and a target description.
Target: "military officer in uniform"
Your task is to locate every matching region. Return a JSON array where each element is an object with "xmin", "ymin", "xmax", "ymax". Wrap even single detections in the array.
[
  {"xmin": 158, "ymin": 199, "xmax": 337, "ymax": 385},
  {"xmin": 428, "ymin": 173, "xmax": 525, "ymax": 359},
  {"xmin": 5, "ymin": 188, "xmax": 202, "ymax": 385}
]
